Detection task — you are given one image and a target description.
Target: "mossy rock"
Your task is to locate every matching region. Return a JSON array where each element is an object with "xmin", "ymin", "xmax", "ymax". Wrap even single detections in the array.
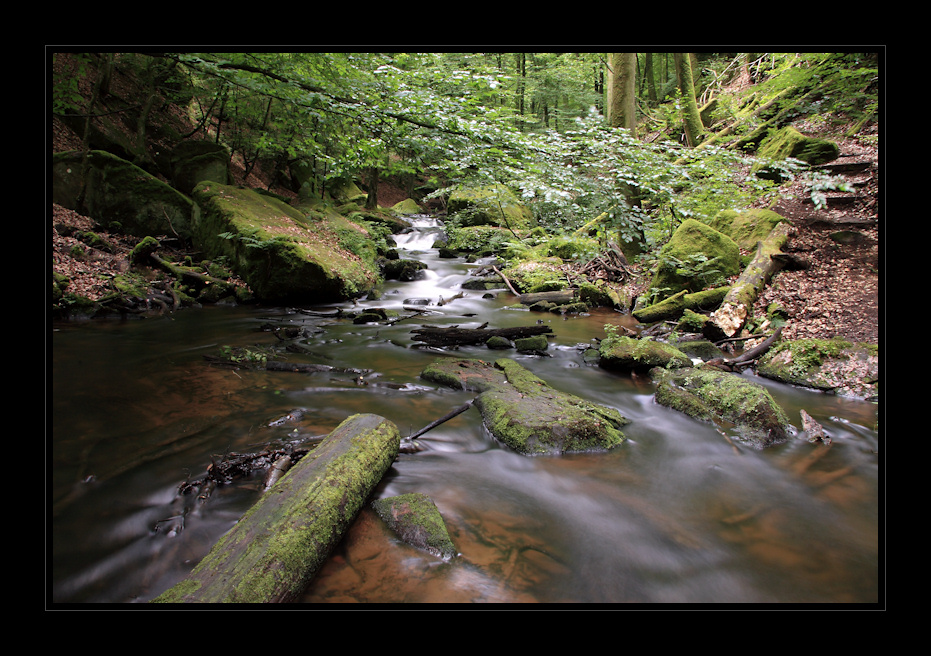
[
  {"xmin": 486, "ymin": 335, "xmax": 513, "ymax": 349},
  {"xmin": 327, "ymin": 178, "xmax": 368, "ymax": 204},
  {"xmin": 52, "ymin": 150, "xmax": 197, "ymax": 239},
  {"xmin": 500, "ymin": 259, "xmax": 566, "ymax": 294},
  {"xmin": 448, "ymin": 184, "xmax": 535, "ymax": 230},
  {"xmin": 515, "ymin": 335, "xmax": 548, "ymax": 352},
  {"xmin": 578, "ymin": 281, "xmax": 615, "ymax": 308},
  {"xmin": 421, "ymin": 358, "xmax": 628, "ymax": 456},
  {"xmin": 673, "ymin": 338, "xmax": 726, "ymax": 361},
  {"xmin": 191, "ymin": 183, "xmax": 379, "ymax": 303},
  {"xmin": 598, "ymin": 336, "xmax": 692, "ymax": 372},
  {"xmin": 372, "ymin": 493, "xmax": 457, "ymax": 561},
  {"xmin": 648, "ymin": 219, "xmax": 740, "ymax": 302},
  {"xmin": 757, "ymin": 125, "xmax": 840, "ymax": 166},
  {"xmin": 389, "ymin": 198, "xmax": 422, "ymax": 215},
  {"xmin": 462, "ymin": 276, "xmax": 504, "ymax": 290},
  {"xmin": 757, "ymin": 338, "xmax": 879, "ymax": 400},
  {"xmin": 445, "ymin": 225, "xmax": 513, "ymax": 253},
  {"xmin": 170, "ymin": 141, "xmax": 231, "ymax": 195},
  {"xmin": 382, "ymin": 258, "xmax": 428, "ymax": 281},
  {"xmin": 651, "ymin": 367, "xmax": 792, "ymax": 447},
  {"xmin": 544, "ymin": 234, "xmax": 600, "ymax": 260},
  {"xmin": 704, "ymin": 208, "xmax": 789, "ymax": 250}
]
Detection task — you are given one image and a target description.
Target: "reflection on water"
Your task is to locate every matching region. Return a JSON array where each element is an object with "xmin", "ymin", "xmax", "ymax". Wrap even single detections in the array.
[{"xmin": 51, "ymin": 216, "xmax": 881, "ymax": 605}]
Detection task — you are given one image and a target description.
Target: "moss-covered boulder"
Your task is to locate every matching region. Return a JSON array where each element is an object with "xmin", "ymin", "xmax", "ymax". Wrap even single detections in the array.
[
  {"xmin": 390, "ymin": 198, "xmax": 422, "ymax": 215},
  {"xmin": 327, "ymin": 177, "xmax": 368, "ymax": 204},
  {"xmin": 382, "ymin": 258, "xmax": 428, "ymax": 281},
  {"xmin": 170, "ymin": 141, "xmax": 230, "ymax": 195},
  {"xmin": 703, "ymin": 208, "xmax": 789, "ymax": 251},
  {"xmin": 500, "ymin": 259, "xmax": 566, "ymax": 294},
  {"xmin": 52, "ymin": 150, "xmax": 196, "ymax": 239},
  {"xmin": 757, "ymin": 125, "xmax": 840, "ymax": 166},
  {"xmin": 756, "ymin": 338, "xmax": 879, "ymax": 400},
  {"xmin": 651, "ymin": 367, "xmax": 792, "ymax": 448},
  {"xmin": 647, "ymin": 219, "xmax": 741, "ymax": 303},
  {"xmin": 445, "ymin": 225, "xmax": 512, "ymax": 254},
  {"xmin": 599, "ymin": 336, "xmax": 692, "ymax": 372},
  {"xmin": 191, "ymin": 182, "xmax": 380, "ymax": 303},
  {"xmin": 421, "ymin": 358, "xmax": 628, "ymax": 456},
  {"xmin": 372, "ymin": 493, "xmax": 457, "ymax": 561},
  {"xmin": 515, "ymin": 334, "xmax": 548, "ymax": 352},
  {"xmin": 448, "ymin": 184, "xmax": 535, "ymax": 230}
]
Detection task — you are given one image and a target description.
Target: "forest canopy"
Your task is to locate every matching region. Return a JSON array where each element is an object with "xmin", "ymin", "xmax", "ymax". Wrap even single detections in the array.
[{"xmin": 52, "ymin": 51, "xmax": 879, "ymax": 252}]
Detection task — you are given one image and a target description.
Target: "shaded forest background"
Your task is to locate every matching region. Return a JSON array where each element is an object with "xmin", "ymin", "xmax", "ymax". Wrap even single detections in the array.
[{"xmin": 50, "ymin": 51, "xmax": 880, "ymax": 343}]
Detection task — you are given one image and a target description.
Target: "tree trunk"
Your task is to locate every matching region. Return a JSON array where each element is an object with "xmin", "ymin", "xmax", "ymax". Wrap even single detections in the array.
[
  {"xmin": 673, "ymin": 53, "xmax": 704, "ymax": 147},
  {"xmin": 607, "ymin": 52, "xmax": 637, "ymax": 135},
  {"xmin": 364, "ymin": 166, "xmax": 379, "ymax": 210},
  {"xmin": 151, "ymin": 413, "xmax": 401, "ymax": 603},
  {"xmin": 710, "ymin": 222, "xmax": 795, "ymax": 337}
]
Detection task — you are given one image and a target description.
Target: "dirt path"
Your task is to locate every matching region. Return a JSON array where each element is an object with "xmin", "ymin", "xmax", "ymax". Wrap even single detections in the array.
[{"xmin": 758, "ymin": 124, "xmax": 880, "ymax": 344}]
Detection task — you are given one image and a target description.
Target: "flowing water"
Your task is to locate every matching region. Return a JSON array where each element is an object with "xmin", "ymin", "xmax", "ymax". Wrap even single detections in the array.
[{"xmin": 50, "ymin": 216, "xmax": 881, "ymax": 605}]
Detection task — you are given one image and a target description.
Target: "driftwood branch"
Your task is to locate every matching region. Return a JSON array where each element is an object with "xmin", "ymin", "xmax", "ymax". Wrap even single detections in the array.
[
  {"xmin": 491, "ymin": 265, "xmax": 521, "ymax": 296},
  {"xmin": 408, "ymin": 400, "xmax": 474, "ymax": 440},
  {"xmin": 706, "ymin": 326, "xmax": 783, "ymax": 371},
  {"xmin": 727, "ymin": 326, "xmax": 783, "ymax": 365}
]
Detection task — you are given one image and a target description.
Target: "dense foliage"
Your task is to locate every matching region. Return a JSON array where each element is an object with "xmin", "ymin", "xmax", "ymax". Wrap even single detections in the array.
[{"xmin": 52, "ymin": 51, "xmax": 879, "ymax": 256}]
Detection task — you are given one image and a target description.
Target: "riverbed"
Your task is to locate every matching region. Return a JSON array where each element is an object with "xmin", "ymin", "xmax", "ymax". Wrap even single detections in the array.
[{"xmin": 50, "ymin": 217, "xmax": 881, "ymax": 605}]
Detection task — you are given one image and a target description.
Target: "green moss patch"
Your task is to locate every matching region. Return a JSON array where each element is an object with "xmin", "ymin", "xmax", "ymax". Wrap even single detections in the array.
[
  {"xmin": 652, "ymin": 367, "xmax": 792, "ymax": 447},
  {"xmin": 192, "ymin": 183, "xmax": 380, "ymax": 302},
  {"xmin": 372, "ymin": 493, "xmax": 457, "ymax": 561},
  {"xmin": 422, "ymin": 358, "xmax": 628, "ymax": 456},
  {"xmin": 757, "ymin": 338, "xmax": 879, "ymax": 399}
]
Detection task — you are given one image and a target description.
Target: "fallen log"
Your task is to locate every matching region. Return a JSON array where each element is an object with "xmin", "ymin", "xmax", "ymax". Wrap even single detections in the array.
[
  {"xmin": 410, "ymin": 324, "xmax": 553, "ymax": 348},
  {"xmin": 710, "ymin": 221, "xmax": 795, "ymax": 337},
  {"xmin": 151, "ymin": 413, "xmax": 401, "ymax": 604}
]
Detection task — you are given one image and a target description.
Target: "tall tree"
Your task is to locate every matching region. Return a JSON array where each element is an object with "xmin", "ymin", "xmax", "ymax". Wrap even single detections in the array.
[
  {"xmin": 673, "ymin": 52, "xmax": 704, "ymax": 146},
  {"xmin": 606, "ymin": 53, "xmax": 637, "ymax": 136}
]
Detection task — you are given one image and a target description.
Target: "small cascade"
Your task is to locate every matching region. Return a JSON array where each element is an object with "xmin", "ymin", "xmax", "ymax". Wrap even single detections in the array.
[{"xmin": 392, "ymin": 215, "xmax": 447, "ymax": 251}]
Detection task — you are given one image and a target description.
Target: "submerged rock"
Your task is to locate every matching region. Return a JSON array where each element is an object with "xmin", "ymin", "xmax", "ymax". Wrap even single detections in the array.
[
  {"xmin": 372, "ymin": 493, "xmax": 457, "ymax": 561},
  {"xmin": 421, "ymin": 358, "xmax": 628, "ymax": 456},
  {"xmin": 651, "ymin": 367, "xmax": 792, "ymax": 448}
]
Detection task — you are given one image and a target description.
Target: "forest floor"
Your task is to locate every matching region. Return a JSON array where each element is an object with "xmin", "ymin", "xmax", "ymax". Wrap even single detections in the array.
[
  {"xmin": 754, "ymin": 119, "xmax": 880, "ymax": 344},
  {"xmin": 51, "ymin": 114, "xmax": 880, "ymax": 346}
]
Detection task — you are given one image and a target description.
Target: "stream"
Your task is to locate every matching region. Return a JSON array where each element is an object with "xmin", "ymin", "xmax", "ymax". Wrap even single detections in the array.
[{"xmin": 50, "ymin": 216, "xmax": 881, "ymax": 605}]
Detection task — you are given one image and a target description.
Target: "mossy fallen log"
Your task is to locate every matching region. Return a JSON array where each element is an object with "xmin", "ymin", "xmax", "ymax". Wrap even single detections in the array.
[
  {"xmin": 632, "ymin": 286, "xmax": 730, "ymax": 324},
  {"xmin": 710, "ymin": 221, "xmax": 794, "ymax": 337},
  {"xmin": 151, "ymin": 413, "xmax": 400, "ymax": 604}
]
